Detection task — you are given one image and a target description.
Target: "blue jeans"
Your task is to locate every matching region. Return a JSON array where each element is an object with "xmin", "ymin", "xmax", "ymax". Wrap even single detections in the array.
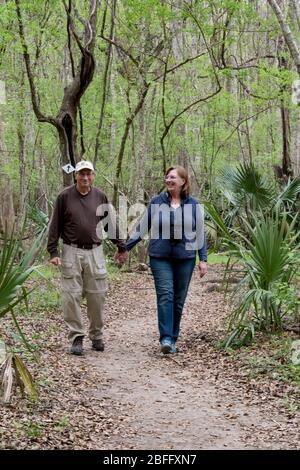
[{"xmin": 149, "ymin": 256, "xmax": 196, "ymax": 344}]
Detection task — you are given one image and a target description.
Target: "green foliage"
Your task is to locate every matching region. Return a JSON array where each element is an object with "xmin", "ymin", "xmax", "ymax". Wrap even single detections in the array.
[
  {"xmin": 1, "ymin": 1, "xmax": 300, "ymax": 355},
  {"xmin": 22, "ymin": 420, "xmax": 43, "ymax": 439},
  {"xmin": 54, "ymin": 415, "xmax": 70, "ymax": 432},
  {"xmin": 1, "ymin": 0, "xmax": 297, "ymax": 203},
  {"xmin": 0, "ymin": 228, "xmax": 34, "ymax": 320},
  {"xmin": 273, "ymin": 282, "xmax": 300, "ymax": 316},
  {"xmin": 207, "ymin": 252, "xmax": 230, "ymax": 265},
  {"xmin": 211, "ymin": 163, "xmax": 300, "ymax": 239},
  {"xmin": 206, "ymin": 171, "xmax": 300, "ymax": 350},
  {"xmin": 219, "ymin": 163, "xmax": 276, "ymax": 213},
  {"xmin": 276, "ymin": 177, "xmax": 300, "ymax": 209},
  {"xmin": 0, "ymin": 223, "xmax": 46, "ymax": 402},
  {"xmin": 223, "ymin": 211, "xmax": 300, "ymax": 348}
]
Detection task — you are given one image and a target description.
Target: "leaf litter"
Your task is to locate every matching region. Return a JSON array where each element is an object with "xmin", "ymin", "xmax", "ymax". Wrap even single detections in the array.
[{"xmin": 0, "ymin": 265, "xmax": 299, "ymax": 449}]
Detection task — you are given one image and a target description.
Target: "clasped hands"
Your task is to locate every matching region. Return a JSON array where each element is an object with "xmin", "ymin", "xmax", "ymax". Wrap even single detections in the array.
[{"xmin": 114, "ymin": 250, "xmax": 128, "ymax": 265}]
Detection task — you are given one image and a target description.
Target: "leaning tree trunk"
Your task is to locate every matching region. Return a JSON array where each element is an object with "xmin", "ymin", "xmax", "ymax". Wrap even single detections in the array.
[
  {"xmin": 15, "ymin": 0, "xmax": 99, "ymax": 187},
  {"xmin": 55, "ymin": 0, "xmax": 98, "ymax": 186},
  {"xmin": 267, "ymin": 0, "xmax": 300, "ymax": 75}
]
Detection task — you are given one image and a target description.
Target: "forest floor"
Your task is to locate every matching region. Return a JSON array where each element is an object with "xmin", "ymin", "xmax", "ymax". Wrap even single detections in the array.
[{"xmin": 0, "ymin": 264, "xmax": 299, "ymax": 450}]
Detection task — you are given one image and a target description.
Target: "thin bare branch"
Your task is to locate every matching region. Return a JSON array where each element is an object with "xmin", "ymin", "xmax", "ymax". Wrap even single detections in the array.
[
  {"xmin": 14, "ymin": 0, "xmax": 56, "ymax": 126},
  {"xmin": 161, "ymin": 86, "xmax": 222, "ymax": 148},
  {"xmin": 153, "ymin": 51, "xmax": 207, "ymax": 82},
  {"xmin": 100, "ymin": 35, "xmax": 139, "ymax": 67},
  {"xmin": 86, "ymin": 0, "xmax": 97, "ymax": 49},
  {"xmin": 62, "ymin": 0, "xmax": 85, "ymax": 54},
  {"xmin": 214, "ymin": 107, "xmax": 271, "ymax": 159},
  {"xmin": 94, "ymin": 0, "xmax": 116, "ymax": 165}
]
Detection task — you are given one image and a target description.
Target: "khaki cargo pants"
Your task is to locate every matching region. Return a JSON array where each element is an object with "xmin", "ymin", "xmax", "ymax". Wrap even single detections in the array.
[{"xmin": 61, "ymin": 244, "xmax": 108, "ymax": 344}]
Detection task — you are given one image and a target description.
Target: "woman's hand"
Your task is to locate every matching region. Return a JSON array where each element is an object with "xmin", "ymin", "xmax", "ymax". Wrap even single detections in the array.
[{"xmin": 198, "ymin": 261, "xmax": 207, "ymax": 278}]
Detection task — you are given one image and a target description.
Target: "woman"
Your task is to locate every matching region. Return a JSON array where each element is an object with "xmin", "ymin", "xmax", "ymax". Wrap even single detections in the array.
[{"xmin": 126, "ymin": 166, "xmax": 207, "ymax": 354}]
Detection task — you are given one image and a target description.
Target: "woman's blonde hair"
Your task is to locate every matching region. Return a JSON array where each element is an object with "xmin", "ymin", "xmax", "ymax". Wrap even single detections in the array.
[{"xmin": 165, "ymin": 165, "xmax": 191, "ymax": 198}]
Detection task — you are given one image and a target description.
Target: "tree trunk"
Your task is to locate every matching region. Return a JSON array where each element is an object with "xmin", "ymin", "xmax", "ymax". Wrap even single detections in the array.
[
  {"xmin": 0, "ymin": 112, "xmax": 15, "ymax": 236},
  {"xmin": 34, "ymin": 136, "xmax": 49, "ymax": 215},
  {"xmin": 292, "ymin": 109, "xmax": 300, "ymax": 176},
  {"xmin": 280, "ymin": 106, "xmax": 292, "ymax": 176},
  {"xmin": 267, "ymin": 0, "xmax": 300, "ymax": 74},
  {"xmin": 94, "ymin": 0, "xmax": 116, "ymax": 167},
  {"xmin": 128, "ymin": 91, "xmax": 137, "ymax": 200},
  {"xmin": 172, "ymin": 18, "xmax": 188, "ymax": 169},
  {"xmin": 278, "ymin": 37, "xmax": 293, "ymax": 176},
  {"xmin": 16, "ymin": 126, "xmax": 27, "ymax": 232},
  {"xmin": 112, "ymin": 84, "xmax": 149, "ymax": 207},
  {"xmin": 109, "ymin": 62, "xmax": 117, "ymax": 185},
  {"xmin": 15, "ymin": 0, "xmax": 99, "ymax": 187}
]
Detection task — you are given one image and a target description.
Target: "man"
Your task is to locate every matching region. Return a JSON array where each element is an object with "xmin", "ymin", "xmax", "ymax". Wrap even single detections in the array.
[{"xmin": 47, "ymin": 160, "xmax": 127, "ymax": 355}]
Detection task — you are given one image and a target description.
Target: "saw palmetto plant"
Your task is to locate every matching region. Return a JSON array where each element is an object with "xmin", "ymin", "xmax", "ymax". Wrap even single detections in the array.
[
  {"xmin": 0, "ymin": 227, "xmax": 44, "ymax": 402},
  {"xmin": 205, "ymin": 181, "xmax": 300, "ymax": 349},
  {"xmin": 223, "ymin": 211, "xmax": 300, "ymax": 348}
]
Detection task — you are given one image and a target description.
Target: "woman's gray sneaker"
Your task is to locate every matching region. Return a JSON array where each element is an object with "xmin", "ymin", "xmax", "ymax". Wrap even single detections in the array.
[{"xmin": 160, "ymin": 339, "xmax": 172, "ymax": 354}]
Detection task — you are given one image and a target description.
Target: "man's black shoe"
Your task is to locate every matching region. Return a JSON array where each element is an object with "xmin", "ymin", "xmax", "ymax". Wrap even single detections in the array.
[
  {"xmin": 92, "ymin": 339, "xmax": 104, "ymax": 351},
  {"xmin": 70, "ymin": 336, "xmax": 84, "ymax": 355}
]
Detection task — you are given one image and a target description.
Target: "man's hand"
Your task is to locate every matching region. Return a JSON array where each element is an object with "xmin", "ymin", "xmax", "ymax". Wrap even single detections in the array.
[
  {"xmin": 198, "ymin": 261, "xmax": 207, "ymax": 278},
  {"xmin": 50, "ymin": 257, "xmax": 61, "ymax": 266},
  {"xmin": 114, "ymin": 251, "xmax": 128, "ymax": 265}
]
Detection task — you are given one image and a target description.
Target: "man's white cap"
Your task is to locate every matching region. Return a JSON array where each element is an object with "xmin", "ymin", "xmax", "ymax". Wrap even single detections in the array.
[{"xmin": 75, "ymin": 160, "xmax": 94, "ymax": 172}]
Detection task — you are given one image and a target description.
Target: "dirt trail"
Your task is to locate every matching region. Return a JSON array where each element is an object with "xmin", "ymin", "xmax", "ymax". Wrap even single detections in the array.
[
  {"xmin": 84, "ymin": 268, "xmax": 299, "ymax": 450},
  {"xmin": 1, "ymin": 266, "xmax": 299, "ymax": 450}
]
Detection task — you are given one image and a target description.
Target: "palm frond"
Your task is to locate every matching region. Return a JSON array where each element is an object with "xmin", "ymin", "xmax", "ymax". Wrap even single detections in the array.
[
  {"xmin": 1, "ymin": 354, "xmax": 13, "ymax": 404},
  {"xmin": 13, "ymin": 355, "xmax": 38, "ymax": 400},
  {"xmin": 0, "ymin": 226, "xmax": 43, "ymax": 351},
  {"xmin": 0, "ymin": 340, "xmax": 6, "ymax": 368},
  {"xmin": 203, "ymin": 201, "xmax": 233, "ymax": 242},
  {"xmin": 218, "ymin": 163, "xmax": 276, "ymax": 211},
  {"xmin": 222, "ymin": 209, "xmax": 300, "ymax": 348},
  {"xmin": 276, "ymin": 175, "xmax": 300, "ymax": 207}
]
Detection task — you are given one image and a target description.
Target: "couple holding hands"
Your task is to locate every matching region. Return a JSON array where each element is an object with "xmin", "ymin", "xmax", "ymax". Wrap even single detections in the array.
[{"xmin": 47, "ymin": 161, "xmax": 207, "ymax": 356}]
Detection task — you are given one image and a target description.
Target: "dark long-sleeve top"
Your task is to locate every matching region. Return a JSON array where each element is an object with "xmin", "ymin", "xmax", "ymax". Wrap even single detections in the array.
[
  {"xmin": 47, "ymin": 185, "xmax": 126, "ymax": 258},
  {"xmin": 126, "ymin": 192, "xmax": 208, "ymax": 261}
]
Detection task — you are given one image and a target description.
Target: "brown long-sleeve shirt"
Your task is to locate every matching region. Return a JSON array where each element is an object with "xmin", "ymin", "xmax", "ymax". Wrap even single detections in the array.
[{"xmin": 47, "ymin": 185, "xmax": 126, "ymax": 258}]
